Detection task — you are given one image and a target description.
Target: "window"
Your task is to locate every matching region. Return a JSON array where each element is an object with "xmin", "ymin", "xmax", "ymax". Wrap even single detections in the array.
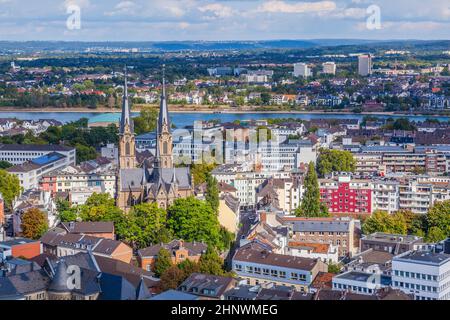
[
  {"xmin": 291, "ymin": 273, "xmax": 299, "ymax": 280},
  {"xmin": 254, "ymin": 267, "xmax": 261, "ymax": 275},
  {"xmin": 125, "ymin": 142, "xmax": 130, "ymax": 156},
  {"xmin": 279, "ymin": 271, "xmax": 286, "ymax": 279}
]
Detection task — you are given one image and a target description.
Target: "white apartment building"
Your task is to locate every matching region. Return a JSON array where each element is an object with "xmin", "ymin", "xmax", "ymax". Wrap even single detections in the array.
[
  {"xmin": 293, "ymin": 63, "xmax": 312, "ymax": 78},
  {"xmin": 40, "ymin": 165, "xmax": 117, "ymax": 199},
  {"xmin": 358, "ymin": 54, "xmax": 372, "ymax": 76},
  {"xmin": 212, "ymin": 166, "xmax": 292, "ymax": 209},
  {"xmin": 0, "ymin": 144, "xmax": 76, "ymax": 165},
  {"xmin": 322, "ymin": 62, "xmax": 337, "ymax": 75},
  {"xmin": 354, "ymin": 153, "xmax": 385, "ymax": 176},
  {"xmin": 256, "ymin": 177, "xmax": 304, "ymax": 213},
  {"xmin": 372, "ymin": 180, "xmax": 400, "ymax": 213},
  {"xmin": 392, "ymin": 249, "xmax": 450, "ymax": 300}
]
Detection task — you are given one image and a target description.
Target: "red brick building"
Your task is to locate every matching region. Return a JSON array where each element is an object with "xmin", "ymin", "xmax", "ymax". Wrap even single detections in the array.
[
  {"xmin": 319, "ymin": 175, "xmax": 373, "ymax": 216},
  {"xmin": 0, "ymin": 238, "xmax": 42, "ymax": 260}
]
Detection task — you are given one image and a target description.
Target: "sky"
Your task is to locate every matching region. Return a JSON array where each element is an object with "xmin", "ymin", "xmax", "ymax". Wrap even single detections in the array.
[{"xmin": 0, "ymin": 0, "xmax": 449, "ymax": 41}]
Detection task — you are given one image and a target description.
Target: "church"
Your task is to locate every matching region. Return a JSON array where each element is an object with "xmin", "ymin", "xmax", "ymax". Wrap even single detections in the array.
[{"xmin": 116, "ymin": 69, "xmax": 194, "ymax": 211}]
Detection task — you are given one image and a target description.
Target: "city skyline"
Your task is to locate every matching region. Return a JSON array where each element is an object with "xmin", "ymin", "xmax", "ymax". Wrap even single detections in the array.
[{"xmin": 0, "ymin": 0, "xmax": 449, "ymax": 41}]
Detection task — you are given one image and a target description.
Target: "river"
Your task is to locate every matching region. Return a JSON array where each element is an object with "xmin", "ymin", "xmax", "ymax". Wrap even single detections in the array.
[{"xmin": 0, "ymin": 111, "xmax": 448, "ymax": 128}]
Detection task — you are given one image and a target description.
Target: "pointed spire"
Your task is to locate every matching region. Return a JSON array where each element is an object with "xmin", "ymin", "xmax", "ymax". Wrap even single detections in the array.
[
  {"xmin": 158, "ymin": 64, "xmax": 170, "ymax": 133},
  {"xmin": 120, "ymin": 65, "xmax": 133, "ymax": 134}
]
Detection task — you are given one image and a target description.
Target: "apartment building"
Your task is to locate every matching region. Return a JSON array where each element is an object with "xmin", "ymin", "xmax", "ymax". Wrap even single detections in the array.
[
  {"xmin": 233, "ymin": 242, "xmax": 327, "ymax": 292},
  {"xmin": 319, "ymin": 174, "xmax": 373, "ymax": 216},
  {"xmin": 397, "ymin": 179, "xmax": 450, "ymax": 214},
  {"xmin": 354, "ymin": 153, "xmax": 385, "ymax": 177},
  {"xmin": 293, "ymin": 63, "xmax": 312, "ymax": 78},
  {"xmin": 256, "ymin": 177, "xmax": 304, "ymax": 213},
  {"xmin": 382, "ymin": 151, "xmax": 447, "ymax": 174},
  {"xmin": 322, "ymin": 62, "xmax": 336, "ymax": 75},
  {"xmin": 358, "ymin": 54, "xmax": 372, "ymax": 76},
  {"xmin": 212, "ymin": 165, "xmax": 291, "ymax": 209},
  {"xmin": 282, "ymin": 217, "xmax": 358, "ymax": 257},
  {"xmin": 392, "ymin": 247, "xmax": 450, "ymax": 300},
  {"xmin": 39, "ymin": 165, "xmax": 116, "ymax": 199},
  {"xmin": 372, "ymin": 180, "xmax": 399, "ymax": 213}
]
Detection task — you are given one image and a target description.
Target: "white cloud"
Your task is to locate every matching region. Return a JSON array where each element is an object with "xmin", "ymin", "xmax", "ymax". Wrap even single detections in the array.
[
  {"xmin": 257, "ymin": 1, "xmax": 337, "ymax": 14},
  {"xmin": 198, "ymin": 3, "xmax": 235, "ymax": 18},
  {"xmin": 105, "ymin": 1, "xmax": 137, "ymax": 16},
  {"xmin": 63, "ymin": 0, "xmax": 90, "ymax": 9}
]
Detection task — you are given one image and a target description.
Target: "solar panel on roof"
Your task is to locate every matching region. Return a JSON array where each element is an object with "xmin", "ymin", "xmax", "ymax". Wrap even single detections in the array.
[{"xmin": 31, "ymin": 153, "xmax": 64, "ymax": 165}]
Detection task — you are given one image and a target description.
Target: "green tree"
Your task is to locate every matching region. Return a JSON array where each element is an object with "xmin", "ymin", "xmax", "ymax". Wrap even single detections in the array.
[
  {"xmin": 296, "ymin": 162, "xmax": 329, "ymax": 217},
  {"xmin": 317, "ymin": 149, "xmax": 356, "ymax": 177},
  {"xmin": 426, "ymin": 200, "xmax": 450, "ymax": 239},
  {"xmin": 0, "ymin": 169, "xmax": 22, "ymax": 209},
  {"xmin": 56, "ymin": 199, "xmax": 78, "ymax": 222},
  {"xmin": 426, "ymin": 227, "xmax": 446, "ymax": 243},
  {"xmin": 154, "ymin": 248, "xmax": 173, "ymax": 277},
  {"xmin": 159, "ymin": 265, "xmax": 186, "ymax": 291},
  {"xmin": 199, "ymin": 248, "xmax": 226, "ymax": 276},
  {"xmin": 75, "ymin": 143, "xmax": 97, "ymax": 163},
  {"xmin": 77, "ymin": 193, "xmax": 127, "ymax": 238},
  {"xmin": 167, "ymin": 197, "xmax": 221, "ymax": 248},
  {"xmin": 122, "ymin": 203, "xmax": 171, "ymax": 248},
  {"xmin": 327, "ymin": 263, "xmax": 342, "ymax": 274},
  {"xmin": 362, "ymin": 210, "xmax": 407, "ymax": 235},
  {"xmin": 0, "ymin": 161, "xmax": 12, "ymax": 169},
  {"xmin": 205, "ymin": 174, "xmax": 219, "ymax": 213},
  {"xmin": 133, "ymin": 107, "xmax": 158, "ymax": 135},
  {"xmin": 191, "ymin": 163, "xmax": 217, "ymax": 185},
  {"xmin": 21, "ymin": 208, "xmax": 48, "ymax": 240}
]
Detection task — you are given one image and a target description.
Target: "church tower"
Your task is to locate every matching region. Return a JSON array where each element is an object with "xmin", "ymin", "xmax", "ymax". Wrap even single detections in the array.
[
  {"xmin": 118, "ymin": 68, "xmax": 137, "ymax": 169},
  {"xmin": 156, "ymin": 65, "xmax": 173, "ymax": 169}
]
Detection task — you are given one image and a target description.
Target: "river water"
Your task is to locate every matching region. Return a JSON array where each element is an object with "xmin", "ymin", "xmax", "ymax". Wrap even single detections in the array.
[{"xmin": 0, "ymin": 111, "xmax": 448, "ymax": 128}]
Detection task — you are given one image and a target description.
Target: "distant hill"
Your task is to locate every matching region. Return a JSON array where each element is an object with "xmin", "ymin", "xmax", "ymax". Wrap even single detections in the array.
[{"xmin": 0, "ymin": 39, "xmax": 449, "ymax": 53}]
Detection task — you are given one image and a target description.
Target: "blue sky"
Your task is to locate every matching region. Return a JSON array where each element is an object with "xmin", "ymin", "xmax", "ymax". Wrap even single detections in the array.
[{"xmin": 0, "ymin": 0, "xmax": 449, "ymax": 41}]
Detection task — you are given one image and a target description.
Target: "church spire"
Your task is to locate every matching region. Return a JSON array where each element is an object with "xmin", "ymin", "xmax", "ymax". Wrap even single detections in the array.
[
  {"xmin": 120, "ymin": 66, "xmax": 133, "ymax": 135},
  {"xmin": 155, "ymin": 65, "xmax": 173, "ymax": 169},
  {"xmin": 158, "ymin": 64, "xmax": 170, "ymax": 134},
  {"xmin": 118, "ymin": 65, "xmax": 137, "ymax": 171}
]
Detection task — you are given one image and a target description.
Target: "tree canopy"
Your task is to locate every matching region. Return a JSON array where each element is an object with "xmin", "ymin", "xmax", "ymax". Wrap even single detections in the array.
[
  {"xmin": 295, "ymin": 162, "xmax": 329, "ymax": 217},
  {"xmin": 167, "ymin": 197, "xmax": 222, "ymax": 249},
  {"xmin": 0, "ymin": 169, "xmax": 22, "ymax": 209},
  {"xmin": 153, "ymin": 248, "xmax": 173, "ymax": 277},
  {"xmin": 21, "ymin": 208, "xmax": 48, "ymax": 240},
  {"xmin": 205, "ymin": 174, "xmax": 219, "ymax": 214},
  {"xmin": 133, "ymin": 107, "xmax": 158, "ymax": 135},
  {"xmin": 121, "ymin": 203, "xmax": 171, "ymax": 248},
  {"xmin": 317, "ymin": 149, "xmax": 356, "ymax": 177}
]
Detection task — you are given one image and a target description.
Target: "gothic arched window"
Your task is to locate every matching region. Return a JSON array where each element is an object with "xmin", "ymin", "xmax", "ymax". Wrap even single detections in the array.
[
  {"xmin": 125, "ymin": 142, "xmax": 130, "ymax": 155},
  {"xmin": 163, "ymin": 141, "xmax": 168, "ymax": 154}
]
